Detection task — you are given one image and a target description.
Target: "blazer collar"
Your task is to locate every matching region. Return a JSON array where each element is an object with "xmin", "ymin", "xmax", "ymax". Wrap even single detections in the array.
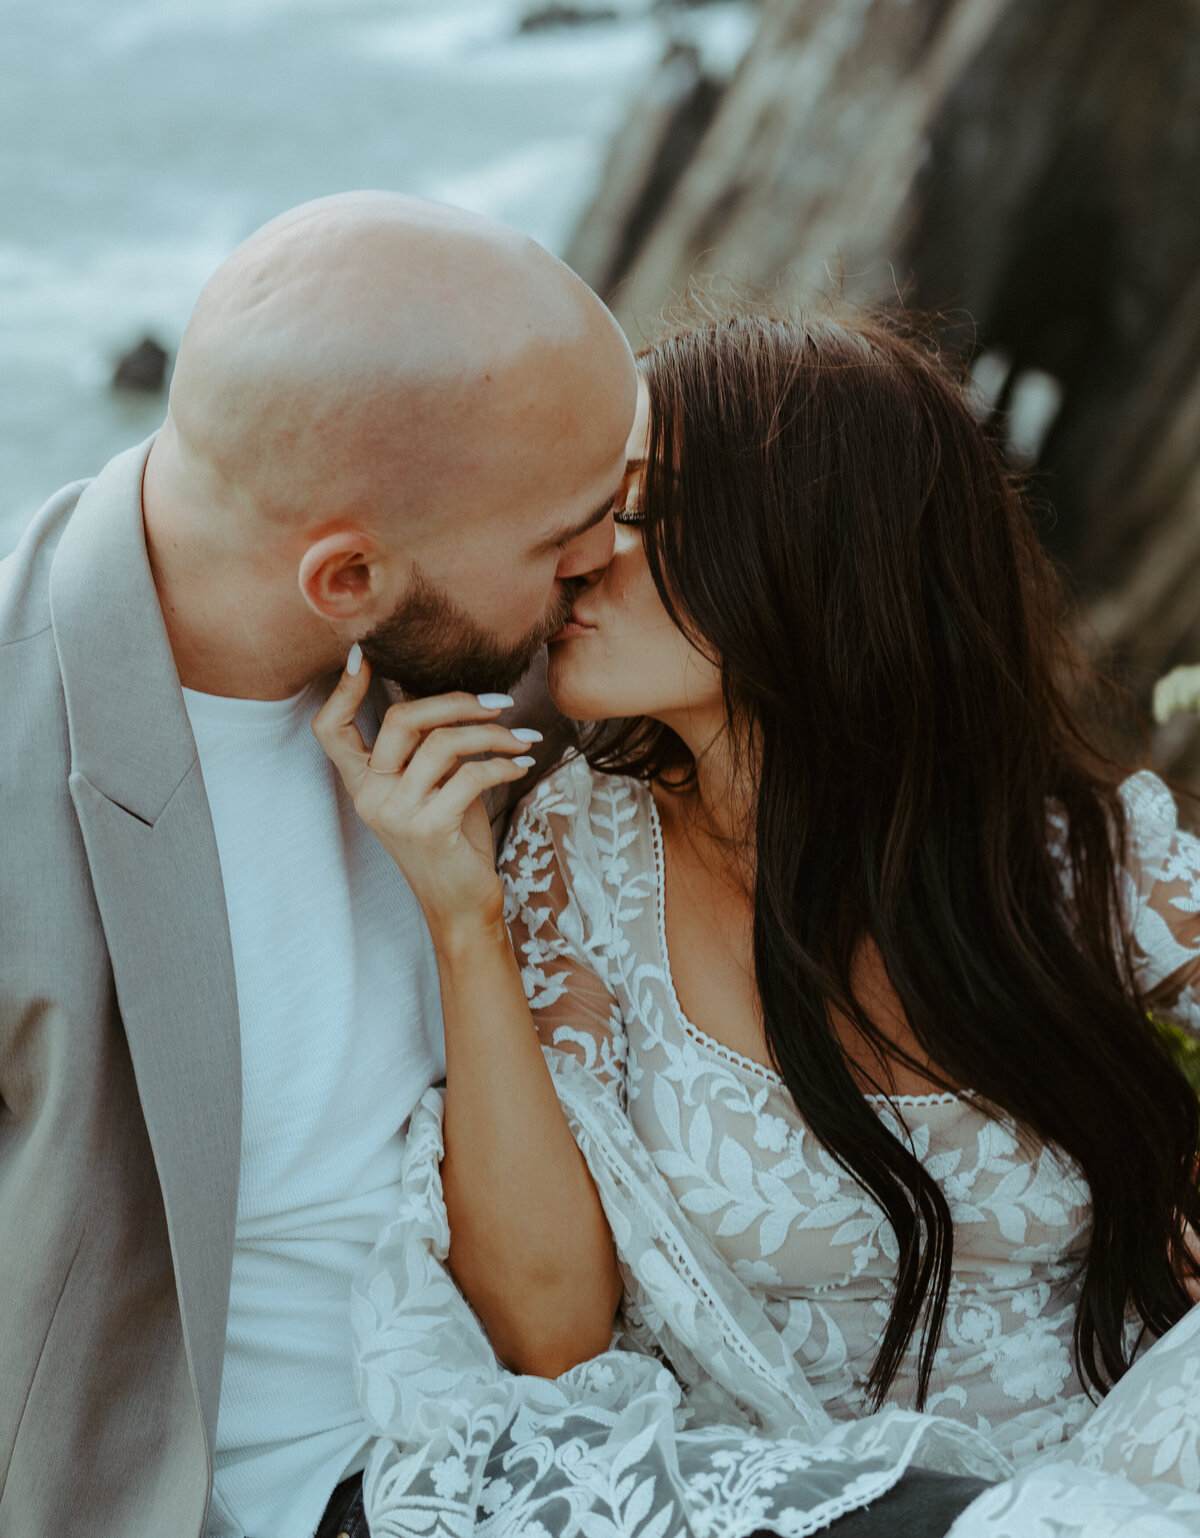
[{"xmin": 48, "ymin": 435, "xmax": 197, "ymax": 826}]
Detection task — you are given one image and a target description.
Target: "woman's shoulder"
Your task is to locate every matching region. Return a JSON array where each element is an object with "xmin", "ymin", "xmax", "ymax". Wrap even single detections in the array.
[
  {"xmin": 1117, "ymin": 769, "xmax": 1185, "ymax": 858},
  {"xmin": 1048, "ymin": 770, "xmax": 1185, "ymax": 868},
  {"xmin": 1114, "ymin": 769, "xmax": 1200, "ymax": 908},
  {"xmin": 506, "ymin": 752, "xmax": 652, "ymax": 842},
  {"xmin": 499, "ymin": 755, "xmax": 658, "ymax": 922},
  {"xmin": 499, "ymin": 754, "xmax": 659, "ymax": 959}
]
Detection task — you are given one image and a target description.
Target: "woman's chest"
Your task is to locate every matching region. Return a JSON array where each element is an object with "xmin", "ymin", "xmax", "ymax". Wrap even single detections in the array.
[
  {"xmin": 655, "ymin": 819, "xmax": 769, "ymax": 1069},
  {"xmin": 618, "ymin": 1011, "xmax": 1091, "ymax": 1294},
  {"xmin": 656, "ymin": 813, "xmax": 963, "ymax": 1102},
  {"xmin": 582, "ymin": 776, "xmax": 1091, "ymax": 1293}
]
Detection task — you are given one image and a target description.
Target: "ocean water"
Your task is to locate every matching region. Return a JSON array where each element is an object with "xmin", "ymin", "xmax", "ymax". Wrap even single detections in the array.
[{"xmin": 0, "ymin": 0, "xmax": 753, "ymax": 554}]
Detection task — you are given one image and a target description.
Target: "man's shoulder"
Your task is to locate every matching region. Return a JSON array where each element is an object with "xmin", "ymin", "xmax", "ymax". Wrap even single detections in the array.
[
  {"xmin": 0, "ymin": 485, "xmax": 93, "ymax": 789},
  {"xmin": 0, "ymin": 477, "xmax": 91, "ymax": 652}
]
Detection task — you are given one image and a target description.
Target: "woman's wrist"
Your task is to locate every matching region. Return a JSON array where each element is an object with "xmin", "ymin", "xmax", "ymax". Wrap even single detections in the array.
[{"xmin": 429, "ymin": 905, "xmax": 510, "ymax": 967}]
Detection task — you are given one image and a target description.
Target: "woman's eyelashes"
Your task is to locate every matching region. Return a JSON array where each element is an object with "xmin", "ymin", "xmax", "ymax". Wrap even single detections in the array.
[{"xmin": 613, "ymin": 505, "xmax": 645, "ymax": 526}]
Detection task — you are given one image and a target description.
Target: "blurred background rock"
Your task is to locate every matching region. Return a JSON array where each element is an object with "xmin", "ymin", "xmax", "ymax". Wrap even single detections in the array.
[
  {"xmin": 568, "ymin": 0, "xmax": 1200, "ymax": 780},
  {"xmin": 6, "ymin": 0, "xmax": 1200, "ymax": 775}
]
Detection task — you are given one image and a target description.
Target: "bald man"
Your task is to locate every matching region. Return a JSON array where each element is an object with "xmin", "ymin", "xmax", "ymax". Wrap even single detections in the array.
[
  {"xmin": 0, "ymin": 192, "xmax": 635, "ymax": 1538},
  {"xmin": 0, "ymin": 193, "xmax": 989, "ymax": 1538}
]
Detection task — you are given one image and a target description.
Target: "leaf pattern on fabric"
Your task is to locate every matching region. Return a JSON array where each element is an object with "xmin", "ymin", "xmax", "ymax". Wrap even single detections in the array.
[{"xmin": 352, "ymin": 757, "xmax": 1200, "ymax": 1536}]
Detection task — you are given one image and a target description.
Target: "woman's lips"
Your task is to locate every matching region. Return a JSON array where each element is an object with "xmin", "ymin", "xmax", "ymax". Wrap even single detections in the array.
[{"xmin": 549, "ymin": 612, "xmax": 597, "ymax": 643}]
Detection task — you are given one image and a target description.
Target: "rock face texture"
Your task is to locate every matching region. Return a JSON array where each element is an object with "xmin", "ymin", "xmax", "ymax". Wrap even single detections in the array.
[{"xmin": 569, "ymin": 0, "xmax": 1200, "ymax": 759}]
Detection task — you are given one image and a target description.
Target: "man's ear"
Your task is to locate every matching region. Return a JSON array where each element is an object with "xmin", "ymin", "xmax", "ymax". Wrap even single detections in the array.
[{"xmin": 297, "ymin": 533, "xmax": 384, "ymax": 621}]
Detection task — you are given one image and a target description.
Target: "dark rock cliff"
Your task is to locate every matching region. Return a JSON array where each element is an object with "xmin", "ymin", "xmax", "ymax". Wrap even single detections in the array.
[{"xmin": 569, "ymin": 0, "xmax": 1200, "ymax": 764}]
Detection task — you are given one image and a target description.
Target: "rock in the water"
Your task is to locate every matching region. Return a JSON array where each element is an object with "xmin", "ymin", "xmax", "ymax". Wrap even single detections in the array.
[
  {"xmin": 517, "ymin": 2, "xmax": 619, "ymax": 34},
  {"xmin": 113, "ymin": 337, "xmax": 169, "ymax": 393}
]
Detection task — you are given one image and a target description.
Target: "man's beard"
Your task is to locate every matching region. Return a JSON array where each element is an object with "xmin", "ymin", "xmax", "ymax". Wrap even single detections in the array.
[{"xmin": 359, "ymin": 565, "xmax": 579, "ymax": 698}]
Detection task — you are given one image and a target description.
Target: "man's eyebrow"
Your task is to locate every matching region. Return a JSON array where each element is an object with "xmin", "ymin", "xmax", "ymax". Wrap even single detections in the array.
[{"xmin": 540, "ymin": 494, "xmax": 617, "ymax": 551}]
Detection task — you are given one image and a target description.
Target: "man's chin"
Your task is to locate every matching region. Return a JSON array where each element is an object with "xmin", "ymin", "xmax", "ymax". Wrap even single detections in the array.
[
  {"xmin": 359, "ymin": 564, "xmax": 575, "ymax": 700},
  {"xmin": 363, "ymin": 649, "xmax": 540, "ymax": 701}
]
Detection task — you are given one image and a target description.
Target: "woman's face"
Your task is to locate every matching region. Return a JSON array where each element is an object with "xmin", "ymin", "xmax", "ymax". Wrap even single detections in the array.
[{"xmin": 546, "ymin": 379, "xmax": 724, "ymax": 729}]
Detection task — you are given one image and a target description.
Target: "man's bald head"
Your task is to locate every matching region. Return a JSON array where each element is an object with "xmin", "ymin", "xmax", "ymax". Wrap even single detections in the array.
[
  {"xmin": 160, "ymin": 192, "xmax": 632, "ymax": 531},
  {"xmin": 142, "ymin": 193, "xmax": 637, "ymax": 698}
]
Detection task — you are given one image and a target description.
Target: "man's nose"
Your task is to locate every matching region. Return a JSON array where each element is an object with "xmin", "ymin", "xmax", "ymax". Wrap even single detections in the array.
[{"xmin": 555, "ymin": 509, "xmax": 615, "ymax": 581}]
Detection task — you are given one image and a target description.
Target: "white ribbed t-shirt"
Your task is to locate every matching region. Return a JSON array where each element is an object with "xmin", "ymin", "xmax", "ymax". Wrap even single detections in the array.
[{"xmin": 184, "ymin": 681, "xmax": 445, "ymax": 1538}]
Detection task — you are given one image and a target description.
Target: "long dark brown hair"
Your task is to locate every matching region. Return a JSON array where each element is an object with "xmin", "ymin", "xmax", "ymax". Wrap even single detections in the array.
[{"xmin": 587, "ymin": 307, "xmax": 1200, "ymax": 1408}]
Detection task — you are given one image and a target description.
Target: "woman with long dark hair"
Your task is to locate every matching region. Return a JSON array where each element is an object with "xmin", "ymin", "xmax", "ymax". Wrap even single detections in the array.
[{"xmin": 316, "ymin": 307, "xmax": 1200, "ymax": 1537}]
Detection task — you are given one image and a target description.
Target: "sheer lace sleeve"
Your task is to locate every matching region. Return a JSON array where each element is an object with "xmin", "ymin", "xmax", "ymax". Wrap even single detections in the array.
[
  {"xmin": 1117, "ymin": 771, "xmax": 1200, "ymax": 1034},
  {"xmin": 498, "ymin": 765, "xmax": 629, "ymax": 1099}
]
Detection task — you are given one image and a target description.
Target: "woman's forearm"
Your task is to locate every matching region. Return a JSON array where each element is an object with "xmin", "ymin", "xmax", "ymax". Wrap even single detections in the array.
[
  {"xmin": 310, "ymin": 668, "xmax": 620, "ymax": 1374},
  {"xmin": 433, "ymin": 913, "xmax": 623, "ymax": 1377}
]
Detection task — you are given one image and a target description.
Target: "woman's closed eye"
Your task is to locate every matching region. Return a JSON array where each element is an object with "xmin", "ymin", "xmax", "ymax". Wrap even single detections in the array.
[{"xmin": 613, "ymin": 504, "xmax": 645, "ymax": 527}]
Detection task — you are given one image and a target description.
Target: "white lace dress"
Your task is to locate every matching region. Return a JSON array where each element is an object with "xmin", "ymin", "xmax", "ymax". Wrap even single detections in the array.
[{"xmin": 351, "ymin": 757, "xmax": 1200, "ymax": 1538}]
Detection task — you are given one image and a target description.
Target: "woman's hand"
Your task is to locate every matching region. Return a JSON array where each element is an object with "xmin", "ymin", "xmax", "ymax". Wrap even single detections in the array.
[{"xmin": 312, "ymin": 648, "xmax": 541, "ymax": 935}]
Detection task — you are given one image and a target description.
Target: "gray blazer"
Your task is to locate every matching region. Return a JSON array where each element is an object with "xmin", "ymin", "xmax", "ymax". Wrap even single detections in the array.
[{"xmin": 0, "ymin": 438, "xmax": 572, "ymax": 1537}]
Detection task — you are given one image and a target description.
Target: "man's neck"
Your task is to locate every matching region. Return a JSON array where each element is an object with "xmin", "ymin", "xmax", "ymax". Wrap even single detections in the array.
[
  {"xmin": 145, "ymin": 523, "xmax": 330, "ymax": 701},
  {"xmin": 141, "ymin": 424, "xmax": 340, "ymax": 699},
  {"xmin": 166, "ymin": 621, "xmax": 323, "ymax": 701}
]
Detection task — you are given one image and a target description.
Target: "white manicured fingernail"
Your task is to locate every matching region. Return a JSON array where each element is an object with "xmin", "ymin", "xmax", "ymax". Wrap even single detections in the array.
[
  {"xmin": 477, "ymin": 693, "xmax": 514, "ymax": 709},
  {"xmin": 347, "ymin": 643, "xmax": 363, "ymax": 676},
  {"xmin": 511, "ymin": 728, "xmax": 543, "ymax": 743},
  {"xmin": 512, "ymin": 756, "xmax": 536, "ymax": 769}
]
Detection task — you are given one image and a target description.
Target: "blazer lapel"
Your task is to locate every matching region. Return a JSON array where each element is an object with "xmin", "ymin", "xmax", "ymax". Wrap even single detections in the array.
[{"xmin": 48, "ymin": 437, "xmax": 240, "ymax": 1453}]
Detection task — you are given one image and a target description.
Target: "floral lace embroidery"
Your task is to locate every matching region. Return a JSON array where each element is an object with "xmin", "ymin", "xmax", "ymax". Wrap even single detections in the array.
[
  {"xmin": 345, "ymin": 757, "xmax": 1200, "ymax": 1538},
  {"xmin": 498, "ymin": 757, "xmax": 1200, "ymax": 1460}
]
